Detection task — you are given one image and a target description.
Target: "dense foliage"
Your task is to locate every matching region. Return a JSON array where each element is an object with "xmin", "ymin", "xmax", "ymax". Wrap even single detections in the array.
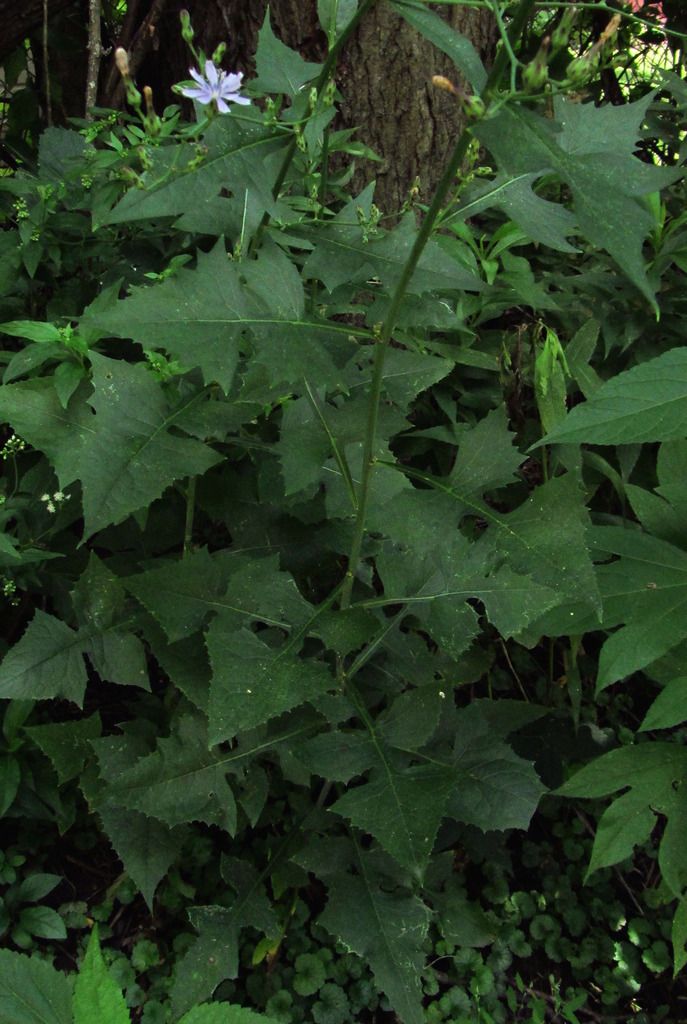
[{"xmin": 0, "ymin": 0, "xmax": 686, "ymax": 1021}]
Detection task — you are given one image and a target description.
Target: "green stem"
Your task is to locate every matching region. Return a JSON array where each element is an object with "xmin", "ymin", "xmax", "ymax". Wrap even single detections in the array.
[
  {"xmin": 249, "ymin": 0, "xmax": 379, "ymax": 255},
  {"xmin": 183, "ymin": 476, "xmax": 196, "ymax": 558},
  {"xmin": 340, "ymin": 0, "xmax": 537, "ymax": 610}
]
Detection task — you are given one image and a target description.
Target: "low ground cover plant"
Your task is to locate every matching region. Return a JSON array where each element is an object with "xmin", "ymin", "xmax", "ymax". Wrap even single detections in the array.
[{"xmin": 0, "ymin": 0, "xmax": 686, "ymax": 1021}]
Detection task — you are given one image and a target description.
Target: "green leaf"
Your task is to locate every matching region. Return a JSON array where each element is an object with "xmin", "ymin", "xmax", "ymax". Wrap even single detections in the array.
[
  {"xmin": 448, "ymin": 406, "xmax": 524, "ymax": 496},
  {"xmin": 446, "ymin": 703, "xmax": 546, "ymax": 832},
  {"xmin": 128, "ymin": 551, "xmax": 313, "ymax": 642},
  {"xmin": 558, "ymin": 743, "xmax": 687, "ymax": 896},
  {"xmin": 252, "ymin": 13, "xmax": 322, "ymax": 96},
  {"xmin": 452, "ymin": 172, "xmax": 577, "ymax": 252},
  {"xmin": 15, "ymin": 874, "xmax": 61, "ymax": 903},
  {"xmin": 0, "ymin": 378, "xmax": 93, "ymax": 487},
  {"xmin": 333, "ymin": 764, "xmax": 453, "ymax": 879},
  {"xmin": 475, "ymin": 94, "xmax": 681, "ymax": 304},
  {"xmin": 592, "ymin": 527, "xmax": 687, "ymax": 690},
  {"xmin": 584, "ymin": 789, "xmax": 655, "ymax": 878},
  {"xmin": 318, "ymin": 0, "xmax": 358, "ymax": 44},
  {"xmin": 565, "ymin": 320, "xmax": 603, "ymax": 399},
  {"xmin": 0, "ymin": 754, "xmax": 20, "ymax": 816},
  {"xmin": 672, "ymin": 898, "xmax": 687, "ymax": 975},
  {"xmin": 179, "ymin": 1006, "xmax": 280, "ymax": 1024},
  {"xmin": 320, "ymin": 842, "xmax": 429, "ymax": 1024},
  {"xmin": 171, "ymin": 858, "xmax": 277, "ymax": 1018},
  {"xmin": 78, "ymin": 355, "xmax": 220, "ymax": 537},
  {"xmin": 72, "ymin": 925, "xmax": 129, "ymax": 1024},
  {"xmin": 207, "ymin": 623, "xmax": 335, "ymax": 743},
  {"xmin": 72, "ymin": 555, "xmax": 148, "ymax": 689},
  {"xmin": 84, "ymin": 243, "xmax": 356, "ymax": 393},
  {"xmin": 437, "ymin": 892, "xmax": 497, "ymax": 948},
  {"xmin": 390, "ymin": 0, "xmax": 487, "ymax": 91},
  {"xmin": 0, "ymin": 321, "xmax": 62, "ymax": 344},
  {"xmin": 97, "ymin": 807, "xmax": 184, "ymax": 912},
  {"xmin": 0, "ymin": 610, "xmax": 89, "ymax": 705},
  {"xmin": 102, "ymin": 709, "xmax": 316, "ymax": 836},
  {"xmin": 303, "ymin": 189, "xmax": 483, "ymax": 296},
  {"xmin": 101, "ymin": 711, "xmax": 237, "ymax": 835},
  {"xmin": 640, "ymin": 678, "xmax": 687, "ymax": 732},
  {"xmin": 539, "ymin": 349, "xmax": 687, "ymax": 447},
  {"xmin": 18, "ymin": 906, "xmax": 67, "ymax": 941},
  {"xmin": 102, "ymin": 117, "xmax": 288, "ymax": 238},
  {"xmin": 0, "ymin": 948, "xmax": 72, "ymax": 1024}
]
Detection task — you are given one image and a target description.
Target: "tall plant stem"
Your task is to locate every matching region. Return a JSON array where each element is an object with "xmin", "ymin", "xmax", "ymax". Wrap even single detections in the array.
[
  {"xmin": 249, "ymin": 0, "xmax": 379, "ymax": 254},
  {"xmin": 183, "ymin": 477, "xmax": 196, "ymax": 558},
  {"xmin": 339, "ymin": 0, "xmax": 537, "ymax": 610}
]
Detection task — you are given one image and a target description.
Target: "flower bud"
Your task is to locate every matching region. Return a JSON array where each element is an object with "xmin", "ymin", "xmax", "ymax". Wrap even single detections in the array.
[
  {"xmin": 462, "ymin": 94, "xmax": 486, "ymax": 120},
  {"xmin": 212, "ymin": 42, "xmax": 227, "ymax": 65},
  {"xmin": 551, "ymin": 6, "xmax": 578, "ymax": 53},
  {"xmin": 432, "ymin": 75, "xmax": 459, "ymax": 95},
  {"xmin": 522, "ymin": 37, "xmax": 550, "ymax": 93},
  {"xmin": 115, "ymin": 47, "xmax": 130, "ymax": 78},
  {"xmin": 180, "ymin": 10, "xmax": 194, "ymax": 43},
  {"xmin": 566, "ymin": 52, "xmax": 599, "ymax": 87}
]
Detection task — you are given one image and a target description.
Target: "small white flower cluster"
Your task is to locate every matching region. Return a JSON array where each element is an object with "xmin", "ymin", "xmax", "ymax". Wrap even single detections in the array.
[
  {"xmin": 41, "ymin": 491, "xmax": 68, "ymax": 514},
  {"xmin": 1, "ymin": 435, "xmax": 26, "ymax": 460}
]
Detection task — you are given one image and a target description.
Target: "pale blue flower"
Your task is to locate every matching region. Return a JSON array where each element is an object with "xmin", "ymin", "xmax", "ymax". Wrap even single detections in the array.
[{"xmin": 180, "ymin": 59, "xmax": 250, "ymax": 112}]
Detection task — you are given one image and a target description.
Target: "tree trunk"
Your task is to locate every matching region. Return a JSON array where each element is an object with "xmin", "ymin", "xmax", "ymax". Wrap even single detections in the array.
[
  {"xmin": 1, "ymin": 2, "xmax": 497, "ymax": 204},
  {"xmin": 131, "ymin": 0, "xmax": 497, "ymax": 214},
  {"xmin": 0, "ymin": 0, "xmax": 75, "ymax": 62}
]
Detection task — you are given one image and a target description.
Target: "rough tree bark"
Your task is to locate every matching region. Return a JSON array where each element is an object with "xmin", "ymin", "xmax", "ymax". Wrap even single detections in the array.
[
  {"xmin": 0, "ymin": 0, "xmax": 496, "ymax": 213},
  {"xmin": 135, "ymin": 0, "xmax": 497, "ymax": 213}
]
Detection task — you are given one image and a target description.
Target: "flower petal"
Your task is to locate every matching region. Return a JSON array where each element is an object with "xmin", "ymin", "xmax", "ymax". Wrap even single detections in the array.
[
  {"xmin": 229, "ymin": 94, "xmax": 251, "ymax": 106},
  {"xmin": 180, "ymin": 85, "xmax": 213, "ymax": 103},
  {"xmin": 204, "ymin": 60, "xmax": 219, "ymax": 87},
  {"xmin": 222, "ymin": 72, "xmax": 244, "ymax": 93},
  {"xmin": 189, "ymin": 67, "xmax": 207, "ymax": 86},
  {"xmin": 215, "ymin": 97, "xmax": 230, "ymax": 114}
]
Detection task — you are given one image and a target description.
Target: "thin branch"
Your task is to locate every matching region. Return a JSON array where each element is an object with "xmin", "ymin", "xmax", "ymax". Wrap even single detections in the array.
[
  {"xmin": 42, "ymin": 0, "xmax": 52, "ymax": 125},
  {"xmin": 102, "ymin": 0, "xmax": 142, "ymax": 103},
  {"xmin": 85, "ymin": 0, "xmax": 101, "ymax": 118}
]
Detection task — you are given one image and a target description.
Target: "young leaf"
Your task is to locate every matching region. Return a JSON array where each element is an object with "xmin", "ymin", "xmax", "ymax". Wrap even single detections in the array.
[
  {"xmin": 0, "ymin": 948, "xmax": 72, "ymax": 1024},
  {"xmin": 72, "ymin": 925, "xmax": 129, "ymax": 1024}
]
